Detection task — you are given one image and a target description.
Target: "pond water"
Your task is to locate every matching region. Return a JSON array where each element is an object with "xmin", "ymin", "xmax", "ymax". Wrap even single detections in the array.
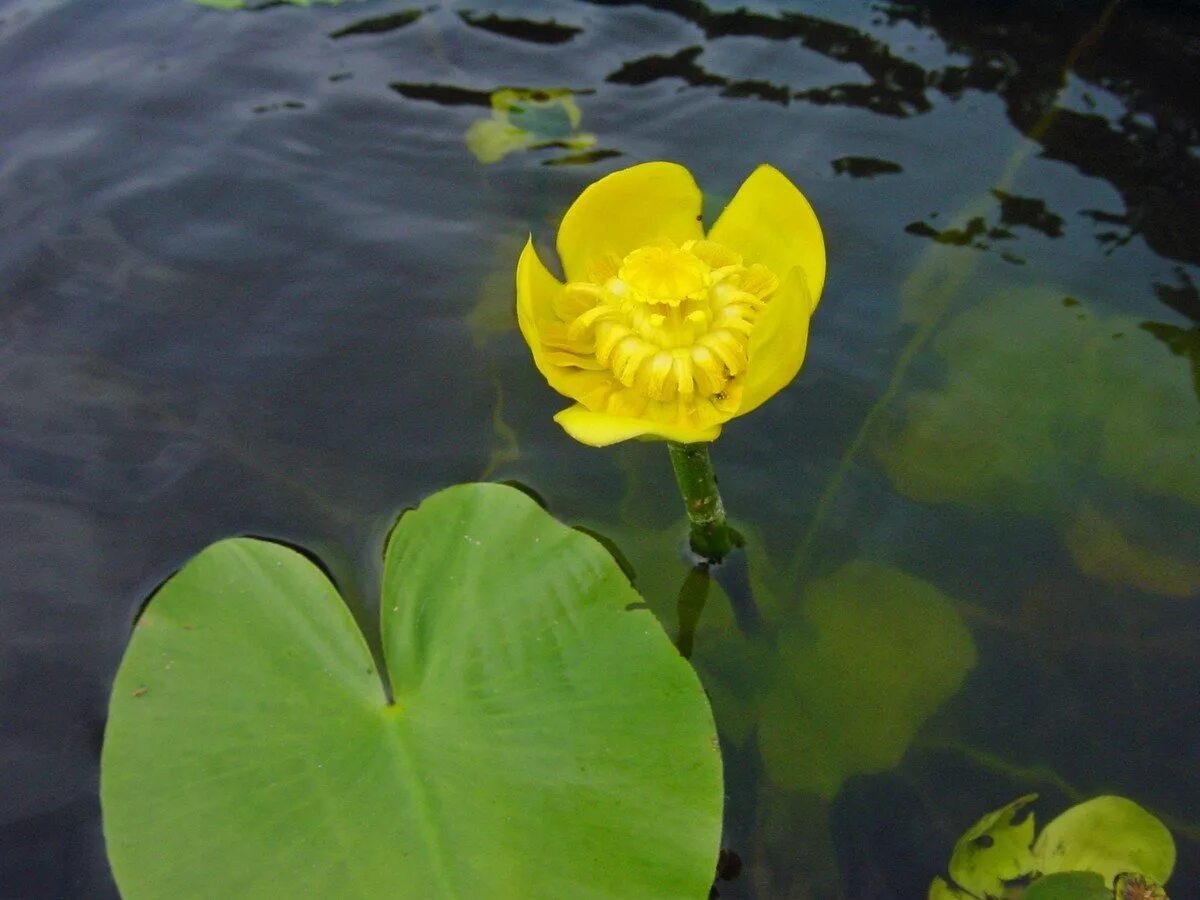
[{"xmin": 2, "ymin": 0, "xmax": 1198, "ymax": 896}]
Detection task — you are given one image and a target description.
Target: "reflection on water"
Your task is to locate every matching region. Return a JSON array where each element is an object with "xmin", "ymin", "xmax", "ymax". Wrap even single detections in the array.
[
  {"xmin": 464, "ymin": 88, "xmax": 601, "ymax": 164},
  {"xmin": 2, "ymin": 0, "xmax": 1198, "ymax": 896},
  {"xmin": 328, "ymin": 8, "xmax": 425, "ymax": 38},
  {"xmin": 831, "ymin": 155, "xmax": 902, "ymax": 179}
]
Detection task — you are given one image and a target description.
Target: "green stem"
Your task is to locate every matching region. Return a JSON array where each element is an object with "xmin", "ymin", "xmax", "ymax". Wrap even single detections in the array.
[{"xmin": 666, "ymin": 441, "xmax": 738, "ymax": 563}]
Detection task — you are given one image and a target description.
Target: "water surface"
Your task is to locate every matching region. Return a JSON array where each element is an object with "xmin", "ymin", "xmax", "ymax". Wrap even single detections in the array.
[{"xmin": 1, "ymin": 0, "xmax": 1197, "ymax": 896}]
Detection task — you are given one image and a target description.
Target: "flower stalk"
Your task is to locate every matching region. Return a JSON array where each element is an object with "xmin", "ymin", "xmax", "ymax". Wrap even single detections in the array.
[{"xmin": 667, "ymin": 442, "xmax": 739, "ymax": 563}]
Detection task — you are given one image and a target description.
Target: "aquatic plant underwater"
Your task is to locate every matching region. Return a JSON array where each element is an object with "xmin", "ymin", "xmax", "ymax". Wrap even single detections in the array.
[
  {"xmin": 99, "ymin": 157, "xmax": 1180, "ymax": 899},
  {"xmin": 77, "ymin": 1, "xmax": 1200, "ymax": 896}
]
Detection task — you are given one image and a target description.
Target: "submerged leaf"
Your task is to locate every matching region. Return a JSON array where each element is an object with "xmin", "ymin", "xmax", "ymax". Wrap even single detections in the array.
[
  {"xmin": 1063, "ymin": 501, "xmax": 1200, "ymax": 598},
  {"xmin": 757, "ymin": 561, "xmax": 976, "ymax": 799},
  {"xmin": 877, "ymin": 289, "xmax": 1200, "ymax": 593},
  {"xmin": 102, "ymin": 483, "xmax": 723, "ymax": 899}
]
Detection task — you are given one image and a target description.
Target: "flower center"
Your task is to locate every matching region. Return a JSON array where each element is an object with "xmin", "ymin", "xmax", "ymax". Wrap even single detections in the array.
[
  {"xmin": 617, "ymin": 245, "xmax": 710, "ymax": 307},
  {"xmin": 546, "ymin": 239, "xmax": 780, "ymax": 423}
]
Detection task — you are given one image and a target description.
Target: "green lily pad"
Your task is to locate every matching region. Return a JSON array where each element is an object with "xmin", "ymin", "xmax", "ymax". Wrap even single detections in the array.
[
  {"xmin": 757, "ymin": 561, "xmax": 976, "ymax": 799},
  {"xmin": 931, "ymin": 795, "xmax": 1176, "ymax": 899},
  {"xmin": 946, "ymin": 794, "xmax": 1038, "ymax": 898},
  {"xmin": 1023, "ymin": 872, "xmax": 1112, "ymax": 900},
  {"xmin": 1034, "ymin": 796, "xmax": 1175, "ymax": 887},
  {"xmin": 102, "ymin": 483, "xmax": 723, "ymax": 899},
  {"xmin": 465, "ymin": 89, "xmax": 596, "ymax": 164}
]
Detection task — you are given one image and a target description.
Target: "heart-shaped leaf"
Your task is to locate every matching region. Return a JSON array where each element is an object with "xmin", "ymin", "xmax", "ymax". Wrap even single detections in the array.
[
  {"xmin": 945, "ymin": 794, "xmax": 1038, "ymax": 898},
  {"xmin": 102, "ymin": 483, "xmax": 723, "ymax": 899},
  {"xmin": 1034, "ymin": 796, "xmax": 1175, "ymax": 887}
]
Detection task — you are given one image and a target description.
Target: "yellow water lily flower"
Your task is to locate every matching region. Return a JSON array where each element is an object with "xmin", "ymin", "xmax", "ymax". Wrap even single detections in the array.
[{"xmin": 516, "ymin": 161, "xmax": 825, "ymax": 446}]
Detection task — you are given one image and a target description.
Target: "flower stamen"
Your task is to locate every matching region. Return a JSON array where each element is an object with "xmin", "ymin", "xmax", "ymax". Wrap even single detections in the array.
[{"xmin": 546, "ymin": 238, "xmax": 779, "ymax": 426}]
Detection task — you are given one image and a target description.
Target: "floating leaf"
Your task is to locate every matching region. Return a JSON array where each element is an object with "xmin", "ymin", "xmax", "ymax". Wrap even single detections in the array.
[
  {"xmin": 1034, "ymin": 796, "xmax": 1175, "ymax": 887},
  {"xmin": 466, "ymin": 89, "xmax": 596, "ymax": 164},
  {"xmin": 931, "ymin": 796, "xmax": 1176, "ymax": 899},
  {"xmin": 102, "ymin": 483, "xmax": 723, "ymax": 899},
  {"xmin": 946, "ymin": 794, "xmax": 1038, "ymax": 898},
  {"xmin": 1023, "ymin": 871, "xmax": 1111, "ymax": 900},
  {"xmin": 757, "ymin": 561, "xmax": 976, "ymax": 799}
]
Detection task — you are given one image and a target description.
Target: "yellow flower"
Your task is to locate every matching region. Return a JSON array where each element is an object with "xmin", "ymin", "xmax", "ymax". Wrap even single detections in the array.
[{"xmin": 516, "ymin": 162, "xmax": 826, "ymax": 446}]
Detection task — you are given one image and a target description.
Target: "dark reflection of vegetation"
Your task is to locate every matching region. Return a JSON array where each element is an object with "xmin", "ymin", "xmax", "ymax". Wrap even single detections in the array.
[
  {"xmin": 328, "ymin": 9, "xmax": 424, "ymax": 38},
  {"xmin": 904, "ymin": 188, "xmax": 1068, "ymax": 262},
  {"xmin": 674, "ymin": 565, "xmax": 709, "ymax": 659},
  {"xmin": 904, "ymin": 216, "xmax": 1025, "ymax": 264},
  {"xmin": 389, "ymin": 82, "xmax": 491, "ymax": 107},
  {"xmin": 543, "ymin": 149, "xmax": 622, "ymax": 166},
  {"xmin": 1155, "ymin": 268, "xmax": 1199, "ymax": 321},
  {"xmin": 708, "ymin": 547, "xmax": 759, "ymax": 637},
  {"xmin": 674, "ymin": 546, "xmax": 760, "ymax": 658},
  {"xmin": 1140, "ymin": 323, "xmax": 1200, "ymax": 401},
  {"xmin": 991, "ymin": 189, "xmax": 1064, "ymax": 238},
  {"xmin": 252, "ymin": 100, "xmax": 305, "ymax": 114},
  {"xmin": 197, "ymin": 0, "xmax": 344, "ymax": 10},
  {"xmin": 607, "ymin": 47, "xmax": 790, "ymax": 105},
  {"xmin": 1080, "ymin": 208, "xmax": 1135, "ymax": 253},
  {"xmin": 589, "ymin": 0, "xmax": 1199, "ymax": 267},
  {"xmin": 1142, "ymin": 270, "xmax": 1200, "ymax": 400},
  {"xmin": 905, "ymin": 217, "xmax": 993, "ymax": 248},
  {"xmin": 583, "ymin": 0, "xmax": 930, "ymax": 114},
  {"xmin": 831, "ymin": 156, "xmax": 903, "ymax": 178},
  {"xmin": 882, "ymin": 0, "xmax": 1200, "ymax": 267},
  {"xmin": 458, "ymin": 10, "xmax": 581, "ymax": 44}
]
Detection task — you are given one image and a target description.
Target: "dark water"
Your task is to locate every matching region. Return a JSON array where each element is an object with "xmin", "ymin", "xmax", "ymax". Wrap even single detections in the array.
[{"xmin": 2, "ymin": 0, "xmax": 1198, "ymax": 896}]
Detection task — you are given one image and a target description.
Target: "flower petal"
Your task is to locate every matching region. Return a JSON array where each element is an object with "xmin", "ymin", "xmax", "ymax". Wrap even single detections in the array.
[
  {"xmin": 556, "ymin": 162, "xmax": 704, "ymax": 283},
  {"xmin": 554, "ymin": 404, "xmax": 721, "ymax": 447},
  {"xmin": 707, "ymin": 164, "xmax": 826, "ymax": 308},
  {"xmin": 516, "ymin": 238, "xmax": 615, "ymax": 401},
  {"xmin": 737, "ymin": 268, "xmax": 813, "ymax": 416}
]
